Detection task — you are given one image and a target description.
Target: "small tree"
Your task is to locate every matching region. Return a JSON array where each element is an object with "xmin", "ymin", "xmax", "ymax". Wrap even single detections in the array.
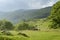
[
  {"xmin": 17, "ymin": 22, "xmax": 29, "ymax": 30},
  {"xmin": 1, "ymin": 20, "xmax": 14, "ymax": 30}
]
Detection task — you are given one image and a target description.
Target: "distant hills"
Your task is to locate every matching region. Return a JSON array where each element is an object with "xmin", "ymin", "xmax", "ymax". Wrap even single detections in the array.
[{"xmin": 0, "ymin": 7, "xmax": 51, "ymax": 24}]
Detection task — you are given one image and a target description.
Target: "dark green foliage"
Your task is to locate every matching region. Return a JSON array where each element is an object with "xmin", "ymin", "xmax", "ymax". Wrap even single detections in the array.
[
  {"xmin": 0, "ymin": 20, "xmax": 14, "ymax": 30},
  {"xmin": 0, "ymin": 19, "xmax": 38, "ymax": 30},
  {"xmin": 17, "ymin": 21, "xmax": 37, "ymax": 30},
  {"xmin": 17, "ymin": 22, "xmax": 29, "ymax": 30},
  {"xmin": 49, "ymin": 1, "xmax": 60, "ymax": 29}
]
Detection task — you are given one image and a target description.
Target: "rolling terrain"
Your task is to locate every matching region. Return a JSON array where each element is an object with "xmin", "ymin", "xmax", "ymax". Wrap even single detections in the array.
[{"xmin": 0, "ymin": 7, "xmax": 51, "ymax": 24}]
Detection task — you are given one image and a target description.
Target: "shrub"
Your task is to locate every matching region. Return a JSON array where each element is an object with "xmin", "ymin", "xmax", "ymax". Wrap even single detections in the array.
[{"xmin": 16, "ymin": 21, "xmax": 37, "ymax": 30}]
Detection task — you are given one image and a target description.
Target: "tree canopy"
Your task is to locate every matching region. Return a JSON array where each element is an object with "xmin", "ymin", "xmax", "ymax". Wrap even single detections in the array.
[{"xmin": 49, "ymin": 1, "xmax": 60, "ymax": 29}]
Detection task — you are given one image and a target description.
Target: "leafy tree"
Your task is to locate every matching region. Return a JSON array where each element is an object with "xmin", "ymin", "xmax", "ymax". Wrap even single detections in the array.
[
  {"xmin": 49, "ymin": 1, "xmax": 60, "ymax": 29},
  {"xmin": 0, "ymin": 20, "xmax": 14, "ymax": 30},
  {"xmin": 16, "ymin": 21, "xmax": 37, "ymax": 30},
  {"xmin": 17, "ymin": 22, "xmax": 29, "ymax": 30}
]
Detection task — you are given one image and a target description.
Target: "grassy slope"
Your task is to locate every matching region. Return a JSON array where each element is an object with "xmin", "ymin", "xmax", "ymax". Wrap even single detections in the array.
[{"xmin": 24, "ymin": 31, "xmax": 60, "ymax": 40}]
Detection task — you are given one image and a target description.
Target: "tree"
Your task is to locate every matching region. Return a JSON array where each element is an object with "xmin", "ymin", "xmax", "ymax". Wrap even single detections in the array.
[
  {"xmin": 17, "ymin": 22, "xmax": 29, "ymax": 30},
  {"xmin": 49, "ymin": 1, "xmax": 60, "ymax": 29},
  {"xmin": 0, "ymin": 20, "xmax": 14, "ymax": 30},
  {"xmin": 16, "ymin": 21, "xmax": 37, "ymax": 30}
]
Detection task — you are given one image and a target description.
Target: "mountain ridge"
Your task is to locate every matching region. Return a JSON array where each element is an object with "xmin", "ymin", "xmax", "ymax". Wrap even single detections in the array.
[{"xmin": 0, "ymin": 7, "xmax": 51, "ymax": 24}]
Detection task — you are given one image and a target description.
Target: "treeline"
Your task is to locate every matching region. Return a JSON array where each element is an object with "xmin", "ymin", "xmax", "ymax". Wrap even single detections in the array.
[{"xmin": 0, "ymin": 20, "xmax": 38, "ymax": 30}]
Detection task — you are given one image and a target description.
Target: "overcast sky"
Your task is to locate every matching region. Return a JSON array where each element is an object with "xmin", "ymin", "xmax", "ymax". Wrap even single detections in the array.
[{"xmin": 0, "ymin": 0, "xmax": 58, "ymax": 12}]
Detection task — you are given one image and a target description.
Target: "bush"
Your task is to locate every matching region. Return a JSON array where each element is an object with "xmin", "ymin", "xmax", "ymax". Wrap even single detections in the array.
[
  {"xmin": 17, "ymin": 22, "xmax": 29, "ymax": 30},
  {"xmin": 16, "ymin": 21, "xmax": 37, "ymax": 30}
]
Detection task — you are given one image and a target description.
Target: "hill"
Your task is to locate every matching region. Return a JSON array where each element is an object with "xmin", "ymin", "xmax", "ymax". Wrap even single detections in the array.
[{"xmin": 0, "ymin": 7, "xmax": 51, "ymax": 24}]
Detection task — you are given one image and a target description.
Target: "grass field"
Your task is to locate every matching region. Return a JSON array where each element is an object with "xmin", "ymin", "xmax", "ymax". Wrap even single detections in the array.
[
  {"xmin": 19, "ymin": 30, "xmax": 60, "ymax": 40},
  {"xmin": 0, "ymin": 30, "xmax": 60, "ymax": 40}
]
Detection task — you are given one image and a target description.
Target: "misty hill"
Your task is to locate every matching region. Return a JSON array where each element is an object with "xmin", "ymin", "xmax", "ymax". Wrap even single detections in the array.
[{"xmin": 0, "ymin": 7, "xmax": 51, "ymax": 24}]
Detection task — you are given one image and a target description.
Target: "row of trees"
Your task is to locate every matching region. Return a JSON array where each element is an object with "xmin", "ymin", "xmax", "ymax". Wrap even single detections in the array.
[{"xmin": 0, "ymin": 20, "xmax": 38, "ymax": 30}]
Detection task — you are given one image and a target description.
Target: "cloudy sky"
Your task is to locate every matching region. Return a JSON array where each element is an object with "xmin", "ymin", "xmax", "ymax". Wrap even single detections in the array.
[{"xmin": 0, "ymin": 0, "xmax": 58, "ymax": 12}]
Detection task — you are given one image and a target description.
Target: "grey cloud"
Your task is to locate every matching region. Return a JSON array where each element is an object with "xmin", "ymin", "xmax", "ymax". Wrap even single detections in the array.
[{"xmin": 0, "ymin": 0, "xmax": 58, "ymax": 12}]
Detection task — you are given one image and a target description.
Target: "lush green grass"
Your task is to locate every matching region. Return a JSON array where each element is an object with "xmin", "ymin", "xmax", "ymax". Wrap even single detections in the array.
[
  {"xmin": 19, "ymin": 31, "xmax": 60, "ymax": 40},
  {"xmin": 0, "ymin": 31, "xmax": 60, "ymax": 40}
]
